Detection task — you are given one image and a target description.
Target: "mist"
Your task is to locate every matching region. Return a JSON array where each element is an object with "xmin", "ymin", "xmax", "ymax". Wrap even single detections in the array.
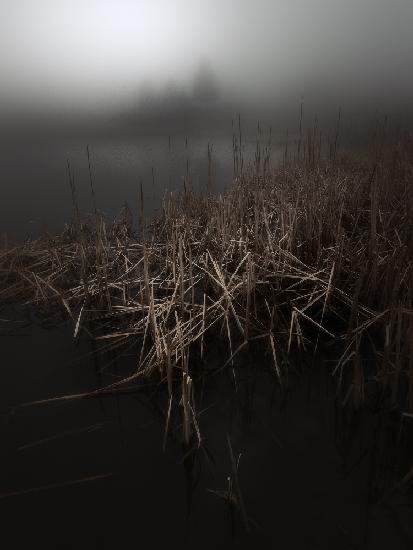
[
  {"xmin": 1, "ymin": 0, "xmax": 413, "ymax": 241},
  {"xmin": 1, "ymin": 0, "xmax": 412, "ymax": 124}
]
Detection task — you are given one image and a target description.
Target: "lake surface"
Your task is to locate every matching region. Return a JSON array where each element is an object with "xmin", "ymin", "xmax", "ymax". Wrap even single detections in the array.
[
  {"xmin": 1, "ymin": 305, "xmax": 412, "ymax": 549},
  {"xmin": 0, "ymin": 128, "xmax": 281, "ymax": 242}
]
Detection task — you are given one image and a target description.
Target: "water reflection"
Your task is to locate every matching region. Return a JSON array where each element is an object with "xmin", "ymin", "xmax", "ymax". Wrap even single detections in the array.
[{"xmin": 1, "ymin": 308, "xmax": 412, "ymax": 548}]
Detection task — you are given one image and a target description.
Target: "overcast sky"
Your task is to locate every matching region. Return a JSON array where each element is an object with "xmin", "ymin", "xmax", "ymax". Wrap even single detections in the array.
[{"xmin": 1, "ymin": 0, "xmax": 412, "ymax": 113}]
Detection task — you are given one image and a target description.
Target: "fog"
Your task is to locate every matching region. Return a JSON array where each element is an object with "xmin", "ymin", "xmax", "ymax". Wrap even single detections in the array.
[
  {"xmin": 1, "ymin": 0, "xmax": 412, "ymax": 122},
  {"xmin": 1, "ymin": 0, "xmax": 413, "ymax": 241}
]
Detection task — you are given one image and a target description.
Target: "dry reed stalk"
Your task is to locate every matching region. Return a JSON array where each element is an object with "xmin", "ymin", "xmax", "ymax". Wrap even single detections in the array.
[{"xmin": 1, "ymin": 133, "xmax": 412, "ymax": 456}]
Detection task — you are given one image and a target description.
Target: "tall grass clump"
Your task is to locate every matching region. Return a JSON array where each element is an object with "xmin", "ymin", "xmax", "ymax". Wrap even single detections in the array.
[{"xmin": 1, "ymin": 125, "xmax": 412, "ymax": 480}]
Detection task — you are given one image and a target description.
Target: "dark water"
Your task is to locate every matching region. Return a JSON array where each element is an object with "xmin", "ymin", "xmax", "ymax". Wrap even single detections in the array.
[
  {"xmin": 1, "ymin": 305, "xmax": 412, "ymax": 550},
  {"xmin": 1, "ymin": 106, "xmax": 409, "ymax": 243},
  {"xmin": 0, "ymin": 129, "xmax": 279, "ymax": 243}
]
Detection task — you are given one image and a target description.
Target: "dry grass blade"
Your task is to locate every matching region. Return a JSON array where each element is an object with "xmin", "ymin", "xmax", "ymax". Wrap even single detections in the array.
[{"xmin": 1, "ymin": 131, "xmax": 412, "ymax": 453}]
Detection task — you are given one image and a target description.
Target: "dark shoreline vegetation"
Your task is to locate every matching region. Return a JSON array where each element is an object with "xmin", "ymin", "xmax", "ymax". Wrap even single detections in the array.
[{"xmin": 1, "ymin": 119, "xmax": 413, "ymax": 521}]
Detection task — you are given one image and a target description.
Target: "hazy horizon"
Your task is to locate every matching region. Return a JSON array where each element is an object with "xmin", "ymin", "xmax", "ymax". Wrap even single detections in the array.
[
  {"xmin": 1, "ymin": 0, "xmax": 412, "ymax": 122},
  {"xmin": 1, "ymin": 0, "xmax": 413, "ymax": 241}
]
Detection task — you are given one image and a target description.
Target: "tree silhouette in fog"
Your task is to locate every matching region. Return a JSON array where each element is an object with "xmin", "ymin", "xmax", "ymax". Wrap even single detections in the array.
[{"xmin": 192, "ymin": 61, "xmax": 220, "ymax": 103}]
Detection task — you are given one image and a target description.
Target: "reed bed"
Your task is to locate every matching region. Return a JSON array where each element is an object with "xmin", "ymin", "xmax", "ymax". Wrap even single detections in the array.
[{"xmin": 1, "ymin": 129, "xmax": 412, "ymax": 457}]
